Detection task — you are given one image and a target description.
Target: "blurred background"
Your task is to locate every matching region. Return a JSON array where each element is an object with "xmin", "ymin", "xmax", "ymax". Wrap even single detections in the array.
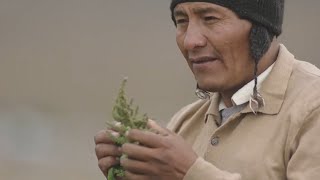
[{"xmin": 0, "ymin": 0, "xmax": 319, "ymax": 180}]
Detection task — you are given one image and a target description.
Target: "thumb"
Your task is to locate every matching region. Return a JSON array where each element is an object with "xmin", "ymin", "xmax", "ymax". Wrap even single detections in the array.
[{"xmin": 147, "ymin": 119, "xmax": 172, "ymax": 136}]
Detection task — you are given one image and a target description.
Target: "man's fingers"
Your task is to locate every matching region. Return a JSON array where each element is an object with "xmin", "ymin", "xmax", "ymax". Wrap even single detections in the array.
[
  {"xmin": 121, "ymin": 157, "xmax": 154, "ymax": 175},
  {"xmin": 127, "ymin": 129, "xmax": 164, "ymax": 148},
  {"xmin": 125, "ymin": 171, "xmax": 150, "ymax": 180},
  {"xmin": 98, "ymin": 156, "xmax": 120, "ymax": 173},
  {"xmin": 95, "ymin": 144, "xmax": 122, "ymax": 159},
  {"xmin": 147, "ymin": 119, "xmax": 172, "ymax": 136},
  {"xmin": 121, "ymin": 143, "xmax": 153, "ymax": 161},
  {"xmin": 94, "ymin": 129, "xmax": 119, "ymax": 144}
]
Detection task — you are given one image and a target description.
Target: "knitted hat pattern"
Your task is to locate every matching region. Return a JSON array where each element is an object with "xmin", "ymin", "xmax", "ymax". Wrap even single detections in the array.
[{"xmin": 170, "ymin": 0, "xmax": 284, "ymax": 36}]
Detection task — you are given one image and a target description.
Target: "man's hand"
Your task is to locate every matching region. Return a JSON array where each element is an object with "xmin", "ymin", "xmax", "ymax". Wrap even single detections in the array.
[
  {"xmin": 120, "ymin": 120, "xmax": 198, "ymax": 180},
  {"xmin": 94, "ymin": 129, "xmax": 122, "ymax": 178}
]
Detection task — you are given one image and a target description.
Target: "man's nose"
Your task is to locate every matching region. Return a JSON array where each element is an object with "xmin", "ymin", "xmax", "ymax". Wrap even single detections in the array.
[{"xmin": 183, "ymin": 24, "xmax": 207, "ymax": 50}]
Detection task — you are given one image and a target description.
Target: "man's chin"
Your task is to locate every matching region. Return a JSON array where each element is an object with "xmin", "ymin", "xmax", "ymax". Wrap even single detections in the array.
[{"xmin": 197, "ymin": 83, "xmax": 219, "ymax": 93}]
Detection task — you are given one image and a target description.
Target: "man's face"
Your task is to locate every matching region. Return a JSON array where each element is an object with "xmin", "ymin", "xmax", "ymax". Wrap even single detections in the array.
[{"xmin": 174, "ymin": 2, "xmax": 254, "ymax": 94}]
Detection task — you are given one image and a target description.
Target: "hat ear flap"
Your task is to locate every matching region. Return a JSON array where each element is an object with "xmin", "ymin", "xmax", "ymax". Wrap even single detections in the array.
[
  {"xmin": 249, "ymin": 24, "xmax": 272, "ymax": 113},
  {"xmin": 249, "ymin": 24, "xmax": 273, "ymax": 63}
]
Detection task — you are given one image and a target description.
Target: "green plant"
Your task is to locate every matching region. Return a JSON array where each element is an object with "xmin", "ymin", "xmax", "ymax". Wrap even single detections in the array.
[{"xmin": 106, "ymin": 78, "xmax": 148, "ymax": 180}]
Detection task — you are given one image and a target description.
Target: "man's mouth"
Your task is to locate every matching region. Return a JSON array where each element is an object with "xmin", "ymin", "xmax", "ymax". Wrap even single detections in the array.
[{"xmin": 189, "ymin": 56, "xmax": 218, "ymax": 64}]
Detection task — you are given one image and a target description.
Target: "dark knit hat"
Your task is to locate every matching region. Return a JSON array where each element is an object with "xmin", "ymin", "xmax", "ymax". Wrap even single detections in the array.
[{"xmin": 170, "ymin": 0, "xmax": 284, "ymax": 36}]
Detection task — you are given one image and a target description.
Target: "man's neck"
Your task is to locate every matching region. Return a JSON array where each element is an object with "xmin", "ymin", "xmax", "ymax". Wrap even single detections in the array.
[{"xmin": 220, "ymin": 91, "xmax": 236, "ymax": 108}]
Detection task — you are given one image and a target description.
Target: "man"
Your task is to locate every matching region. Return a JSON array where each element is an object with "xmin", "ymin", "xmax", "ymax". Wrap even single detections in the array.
[{"xmin": 95, "ymin": 0, "xmax": 320, "ymax": 179}]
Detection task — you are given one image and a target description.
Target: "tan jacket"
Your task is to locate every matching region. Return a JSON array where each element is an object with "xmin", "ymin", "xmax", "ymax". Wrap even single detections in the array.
[{"xmin": 167, "ymin": 45, "xmax": 320, "ymax": 180}]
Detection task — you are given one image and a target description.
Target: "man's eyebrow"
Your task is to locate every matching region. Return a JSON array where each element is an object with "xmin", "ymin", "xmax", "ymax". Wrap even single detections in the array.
[{"xmin": 173, "ymin": 9, "xmax": 187, "ymax": 18}]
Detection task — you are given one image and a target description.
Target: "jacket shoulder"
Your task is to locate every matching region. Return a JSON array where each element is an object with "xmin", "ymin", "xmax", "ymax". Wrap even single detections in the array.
[
  {"xmin": 290, "ymin": 59, "xmax": 320, "ymax": 99},
  {"xmin": 285, "ymin": 59, "xmax": 320, "ymax": 125},
  {"xmin": 293, "ymin": 59, "xmax": 320, "ymax": 77},
  {"xmin": 166, "ymin": 99, "xmax": 210, "ymax": 132}
]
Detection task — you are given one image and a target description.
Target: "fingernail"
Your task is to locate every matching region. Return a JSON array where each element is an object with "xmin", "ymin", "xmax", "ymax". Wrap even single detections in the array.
[
  {"xmin": 120, "ymin": 154, "xmax": 127, "ymax": 160},
  {"xmin": 125, "ymin": 130, "xmax": 129, "ymax": 137},
  {"xmin": 115, "ymin": 122, "xmax": 122, "ymax": 127},
  {"xmin": 111, "ymin": 132, "xmax": 120, "ymax": 137}
]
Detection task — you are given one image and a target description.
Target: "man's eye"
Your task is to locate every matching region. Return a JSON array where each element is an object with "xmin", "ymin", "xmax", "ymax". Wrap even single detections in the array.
[
  {"xmin": 204, "ymin": 16, "xmax": 217, "ymax": 21},
  {"xmin": 176, "ymin": 19, "xmax": 188, "ymax": 24}
]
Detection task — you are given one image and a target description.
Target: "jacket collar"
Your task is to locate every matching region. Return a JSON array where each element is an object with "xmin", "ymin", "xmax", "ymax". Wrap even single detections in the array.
[{"xmin": 206, "ymin": 44, "xmax": 295, "ymax": 117}]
